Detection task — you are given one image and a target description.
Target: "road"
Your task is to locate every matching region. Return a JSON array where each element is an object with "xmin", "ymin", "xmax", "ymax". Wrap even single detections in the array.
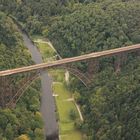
[
  {"xmin": 0, "ymin": 44, "xmax": 139, "ymax": 76},
  {"xmin": 21, "ymin": 32, "xmax": 59, "ymax": 140}
]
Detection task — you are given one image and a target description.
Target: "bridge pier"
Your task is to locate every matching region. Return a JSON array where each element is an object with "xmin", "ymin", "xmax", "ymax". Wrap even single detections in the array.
[
  {"xmin": 56, "ymin": 64, "xmax": 91, "ymax": 87},
  {"xmin": 87, "ymin": 59, "xmax": 99, "ymax": 76},
  {"xmin": 114, "ymin": 54, "xmax": 121, "ymax": 73},
  {"xmin": 136, "ymin": 50, "xmax": 140, "ymax": 56},
  {"xmin": 0, "ymin": 77, "xmax": 5, "ymax": 108},
  {"xmin": 114, "ymin": 53, "xmax": 128, "ymax": 73},
  {"xmin": 0, "ymin": 76, "xmax": 14, "ymax": 108}
]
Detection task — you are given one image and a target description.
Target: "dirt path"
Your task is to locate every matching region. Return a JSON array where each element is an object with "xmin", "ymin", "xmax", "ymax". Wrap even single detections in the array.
[{"xmin": 74, "ymin": 101, "xmax": 84, "ymax": 121}]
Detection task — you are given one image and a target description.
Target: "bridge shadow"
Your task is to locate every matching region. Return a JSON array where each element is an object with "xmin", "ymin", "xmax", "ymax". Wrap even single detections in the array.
[{"xmin": 46, "ymin": 133, "xmax": 59, "ymax": 140}]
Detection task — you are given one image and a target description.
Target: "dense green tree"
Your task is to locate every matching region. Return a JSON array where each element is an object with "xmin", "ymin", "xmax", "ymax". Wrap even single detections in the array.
[
  {"xmin": 15, "ymin": 135, "xmax": 30, "ymax": 140},
  {"xmin": 5, "ymin": 124, "xmax": 14, "ymax": 140},
  {"xmin": 74, "ymin": 56, "xmax": 140, "ymax": 140},
  {"xmin": 69, "ymin": 109, "xmax": 77, "ymax": 120},
  {"xmin": 34, "ymin": 128, "xmax": 44, "ymax": 140},
  {"xmin": 0, "ymin": 13, "xmax": 44, "ymax": 139},
  {"xmin": 48, "ymin": 1, "xmax": 140, "ymax": 140},
  {"xmin": 0, "ymin": 0, "xmax": 139, "ymax": 140},
  {"xmin": 48, "ymin": 1, "xmax": 140, "ymax": 57}
]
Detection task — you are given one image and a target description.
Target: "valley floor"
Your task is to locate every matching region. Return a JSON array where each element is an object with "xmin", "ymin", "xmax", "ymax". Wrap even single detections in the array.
[{"xmin": 35, "ymin": 39, "xmax": 83, "ymax": 140}]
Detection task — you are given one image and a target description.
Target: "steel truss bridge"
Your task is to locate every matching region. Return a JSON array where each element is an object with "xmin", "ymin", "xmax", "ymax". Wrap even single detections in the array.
[{"xmin": 0, "ymin": 44, "xmax": 140, "ymax": 108}]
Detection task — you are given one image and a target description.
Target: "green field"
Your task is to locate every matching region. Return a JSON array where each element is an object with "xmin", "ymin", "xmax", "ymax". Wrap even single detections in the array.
[
  {"xmin": 53, "ymin": 82, "xmax": 82, "ymax": 140},
  {"xmin": 35, "ymin": 40, "xmax": 56, "ymax": 62}
]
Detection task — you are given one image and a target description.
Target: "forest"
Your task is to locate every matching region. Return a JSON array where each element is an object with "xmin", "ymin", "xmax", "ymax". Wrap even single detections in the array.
[
  {"xmin": 0, "ymin": 0, "xmax": 140, "ymax": 140},
  {"xmin": 0, "ymin": 12, "xmax": 44, "ymax": 140}
]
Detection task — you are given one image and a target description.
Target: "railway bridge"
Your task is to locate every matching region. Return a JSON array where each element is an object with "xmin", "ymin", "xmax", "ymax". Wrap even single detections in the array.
[{"xmin": 0, "ymin": 44, "xmax": 140, "ymax": 108}]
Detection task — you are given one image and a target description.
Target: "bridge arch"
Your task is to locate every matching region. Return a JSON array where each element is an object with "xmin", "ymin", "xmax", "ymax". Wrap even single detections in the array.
[
  {"xmin": 57, "ymin": 66, "xmax": 91, "ymax": 87},
  {"xmin": 6, "ymin": 73, "xmax": 39, "ymax": 108},
  {"xmin": 2, "ymin": 44, "xmax": 140, "ymax": 107},
  {"xmin": 6, "ymin": 66, "xmax": 90, "ymax": 108}
]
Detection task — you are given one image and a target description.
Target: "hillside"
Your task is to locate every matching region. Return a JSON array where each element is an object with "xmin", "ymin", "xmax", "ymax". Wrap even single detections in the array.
[
  {"xmin": 0, "ymin": 13, "xmax": 44, "ymax": 140},
  {"xmin": 48, "ymin": 1, "xmax": 140, "ymax": 140},
  {"xmin": 0, "ymin": 0, "xmax": 140, "ymax": 140}
]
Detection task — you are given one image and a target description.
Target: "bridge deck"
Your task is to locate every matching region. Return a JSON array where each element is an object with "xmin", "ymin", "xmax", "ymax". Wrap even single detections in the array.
[{"xmin": 0, "ymin": 44, "xmax": 140, "ymax": 76}]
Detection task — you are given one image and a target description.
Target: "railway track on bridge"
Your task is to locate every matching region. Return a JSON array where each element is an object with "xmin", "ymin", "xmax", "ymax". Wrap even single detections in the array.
[{"xmin": 0, "ymin": 44, "xmax": 140, "ymax": 76}]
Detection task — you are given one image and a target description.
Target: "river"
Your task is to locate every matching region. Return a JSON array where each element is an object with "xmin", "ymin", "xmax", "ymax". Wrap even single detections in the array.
[{"xmin": 21, "ymin": 32, "xmax": 59, "ymax": 140}]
